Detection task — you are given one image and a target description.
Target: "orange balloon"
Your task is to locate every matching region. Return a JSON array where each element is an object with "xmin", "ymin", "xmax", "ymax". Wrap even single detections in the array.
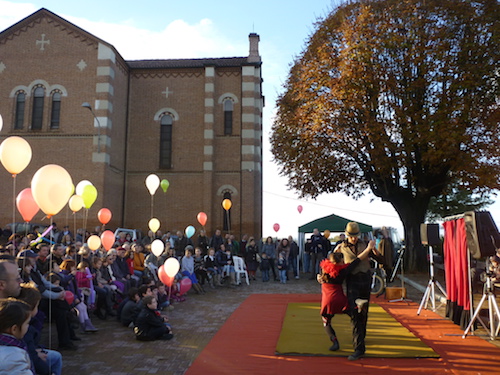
[
  {"xmin": 100, "ymin": 230, "xmax": 115, "ymax": 251},
  {"xmin": 98, "ymin": 208, "xmax": 112, "ymax": 225},
  {"xmin": 197, "ymin": 212, "xmax": 207, "ymax": 226},
  {"xmin": 16, "ymin": 188, "xmax": 39, "ymax": 222},
  {"xmin": 222, "ymin": 199, "xmax": 232, "ymax": 211}
]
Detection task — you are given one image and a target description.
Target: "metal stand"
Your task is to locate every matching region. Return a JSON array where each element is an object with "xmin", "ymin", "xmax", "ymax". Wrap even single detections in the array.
[
  {"xmin": 462, "ymin": 276, "xmax": 500, "ymax": 340},
  {"xmin": 390, "ymin": 246, "xmax": 412, "ymax": 303},
  {"xmin": 417, "ymin": 246, "xmax": 447, "ymax": 315}
]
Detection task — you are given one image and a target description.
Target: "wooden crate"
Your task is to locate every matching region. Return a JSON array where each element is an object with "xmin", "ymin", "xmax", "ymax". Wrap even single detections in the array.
[{"xmin": 385, "ymin": 287, "xmax": 407, "ymax": 300}]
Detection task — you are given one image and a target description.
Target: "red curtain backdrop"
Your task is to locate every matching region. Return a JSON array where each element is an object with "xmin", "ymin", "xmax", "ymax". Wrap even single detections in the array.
[{"xmin": 443, "ymin": 218, "xmax": 470, "ymax": 327}]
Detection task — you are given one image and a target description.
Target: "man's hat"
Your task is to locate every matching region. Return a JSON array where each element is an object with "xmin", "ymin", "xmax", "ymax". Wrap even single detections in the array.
[
  {"xmin": 345, "ymin": 222, "xmax": 360, "ymax": 237},
  {"xmin": 17, "ymin": 249, "xmax": 38, "ymax": 258}
]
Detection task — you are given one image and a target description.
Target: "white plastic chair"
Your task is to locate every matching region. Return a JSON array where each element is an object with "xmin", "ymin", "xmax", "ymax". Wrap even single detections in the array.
[{"xmin": 233, "ymin": 256, "xmax": 250, "ymax": 285}]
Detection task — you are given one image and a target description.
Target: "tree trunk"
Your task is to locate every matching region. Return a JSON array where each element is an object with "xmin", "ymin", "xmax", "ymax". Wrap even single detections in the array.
[{"xmin": 388, "ymin": 196, "xmax": 428, "ymax": 272}]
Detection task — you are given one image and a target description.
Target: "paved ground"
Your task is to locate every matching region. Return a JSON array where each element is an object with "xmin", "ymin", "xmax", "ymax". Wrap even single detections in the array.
[{"xmin": 40, "ymin": 269, "xmax": 498, "ymax": 374}]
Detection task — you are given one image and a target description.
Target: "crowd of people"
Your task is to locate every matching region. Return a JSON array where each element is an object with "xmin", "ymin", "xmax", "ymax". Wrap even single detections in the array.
[{"xmin": 0, "ymin": 223, "xmax": 306, "ymax": 374}]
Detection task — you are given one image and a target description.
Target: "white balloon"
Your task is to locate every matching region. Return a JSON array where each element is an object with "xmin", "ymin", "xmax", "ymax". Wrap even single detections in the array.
[
  {"xmin": 151, "ymin": 239, "xmax": 165, "ymax": 257},
  {"xmin": 75, "ymin": 180, "xmax": 93, "ymax": 196},
  {"xmin": 145, "ymin": 174, "xmax": 160, "ymax": 196},
  {"xmin": 164, "ymin": 257, "xmax": 180, "ymax": 277}
]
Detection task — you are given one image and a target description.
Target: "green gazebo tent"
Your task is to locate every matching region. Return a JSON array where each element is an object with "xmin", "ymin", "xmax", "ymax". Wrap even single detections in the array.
[{"xmin": 298, "ymin": 213, "xmax": 373, "ymax": 234}]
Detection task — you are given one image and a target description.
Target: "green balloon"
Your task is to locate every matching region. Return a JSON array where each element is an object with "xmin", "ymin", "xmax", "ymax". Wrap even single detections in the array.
[
  {"xmin": 161, "ymin": 179, "xmax": 169, "ymax": 193},
  {"xmin": 82, "ymin": 184, "xmax": 98, "ymax": 209}
]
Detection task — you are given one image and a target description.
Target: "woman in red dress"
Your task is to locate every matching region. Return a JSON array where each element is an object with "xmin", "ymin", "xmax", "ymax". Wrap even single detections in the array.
[{"xmin": 317, "ymin": 240, "xmax": 375, "ymax": 351}]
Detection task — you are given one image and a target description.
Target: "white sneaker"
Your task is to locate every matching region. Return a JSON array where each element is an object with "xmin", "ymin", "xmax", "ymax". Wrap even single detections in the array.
[{"xmin": 295, "ymin": 276, "xmax": 299, "ymax": 279}]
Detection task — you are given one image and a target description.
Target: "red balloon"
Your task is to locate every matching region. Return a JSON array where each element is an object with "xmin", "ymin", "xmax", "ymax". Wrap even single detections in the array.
[
  {"xmin": 16, "ymin": 188, "xmax": 40, "ymax": 222},
  {"xmin": 97, "ymin": 208, "xmax": 112, "ymax": 225},
  {"xmin": 64, "ymin": 290, "xmax": 74, "ymax": 305},
  {"xmin": 197, "ymin": 212, "xmax": 207, "ymax": 226},
  {"xmin": 100, "ymin": 230, "xmax": 115, "ymax": 251},
  {"xmin": 158, "ymin": 265, "xmax": 175, "ymax": 286},
  {"xmin": 179, "ymin": 277, "xmax": 192, "ymax": 295},
  {"xmin": 273, "ymin": 223, "xmax": 280, "ymax": 232},
  {"xmin": 297, "ymin": 205, "xmax": 303, "ymax": 214}
]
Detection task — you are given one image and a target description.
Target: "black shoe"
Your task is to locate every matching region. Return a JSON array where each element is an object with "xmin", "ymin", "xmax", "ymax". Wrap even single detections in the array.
[
  {"xmin": 329, "ymin": 338, "xmax": 339, "ymax": 351},
  {"xmin": 58, "ymin": 342, "xmax": 78, "ymax": 351},
  {"xmin": 94, "ymin": 309, "xmax": 106, "ymax": 320},
  {"xmin": 348, "ymin": 350, "xmax": 364, "ymax": 361},
  {"xmin": 107, "ymin": 309, "xmax": 117, "ymax": 317},
  {"xmin": 160, "ymin": 333, "xmax": 174, "ymax": 340}
]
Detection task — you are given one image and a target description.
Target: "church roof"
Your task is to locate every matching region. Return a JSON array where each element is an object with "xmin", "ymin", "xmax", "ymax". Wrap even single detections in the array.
[{"xmin": 127, "ymin": 57, "xmax": 256, "ymax": 69}]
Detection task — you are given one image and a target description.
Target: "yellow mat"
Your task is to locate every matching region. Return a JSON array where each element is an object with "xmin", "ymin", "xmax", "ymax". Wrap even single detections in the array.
[{"xmin": 276, "ymin": 303, "xmax": 439, "ymax": 358}]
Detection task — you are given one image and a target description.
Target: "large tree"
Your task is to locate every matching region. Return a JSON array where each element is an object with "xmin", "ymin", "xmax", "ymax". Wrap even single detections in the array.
[{"xmin": 271, "ymin": 0, "xmax": 500, "ymax": 271}]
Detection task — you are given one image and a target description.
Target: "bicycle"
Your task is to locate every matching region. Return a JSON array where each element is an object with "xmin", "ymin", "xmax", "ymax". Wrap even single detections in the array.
[{"xmin": 371, "ymin": 259, "xmax": 386, "ymax": 296}]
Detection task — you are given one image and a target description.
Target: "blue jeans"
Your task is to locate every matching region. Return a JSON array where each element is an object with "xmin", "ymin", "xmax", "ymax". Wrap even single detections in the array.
[
  {"xmin": 279, "ymin": 269, "xmax": 287, "ymax": 283},
  {"xmin": 288, "ymin": 255, "xmax": 298, "ymax": 277},
  {"xmin": 261, "ymin": 269, "xmax": 269, "ymax": 282},
  {"xmin": 303, "ymin": 252, "xmax": 311, "ymax": 273},
  {"xmin": 46, "ymin": 349, "xmax": 63, "ymax": 375}
]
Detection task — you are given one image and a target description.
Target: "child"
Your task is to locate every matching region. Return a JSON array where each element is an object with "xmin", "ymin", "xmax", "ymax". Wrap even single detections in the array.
[
  {"xmin": 181, "ymin": 247, "xmax": 204, "ymax": 294},
  {"xmin": 277, "ymin": 250, "xmax": 287, "ymax": 284},
  {"xmin": 156, "ymin": 283, "xmax": 172, "ymax": 310},
  {"xmin": 120, "ymin": 287, "xmax": 140, "ymax": 327},
  {"xmin": 59, "ymin": 259, "xmax": 98, "ymax": 333},
  {"xmin": 317, "ymin": 241, "xmax": 375, "ymax": 351},
  {"xmin": 18, "ymin": 282, "xmax": 63, "ymax": 375},
  {"xmin": 204, "ymin": 248, "xmax": 220, "ymax": 286},
  {"xmin": 260, "ymin": 252, "xmax": 271, "ymax": 282},
  {"xmin": 0, "ymin": 298, "xmax": 34, "ymax": 374},
  {"xmin": 134, "ymin": 295, "xmax": 173, "ymax": 341}
]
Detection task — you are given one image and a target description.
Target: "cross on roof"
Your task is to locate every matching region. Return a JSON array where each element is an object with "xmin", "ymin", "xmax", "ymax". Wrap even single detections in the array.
[
  {"xmin": 36, "ymin": 34, "xmax": 50, "ymax": 51},
  {"xmin": 162, "ymin": 87, "xmax": 174, "ymax": 98}
]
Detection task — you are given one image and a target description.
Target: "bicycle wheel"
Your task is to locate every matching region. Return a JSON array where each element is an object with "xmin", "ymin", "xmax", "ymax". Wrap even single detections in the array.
[{"xmin": 371, "ymin": 274, "xmax": 384, "ymax": 295}]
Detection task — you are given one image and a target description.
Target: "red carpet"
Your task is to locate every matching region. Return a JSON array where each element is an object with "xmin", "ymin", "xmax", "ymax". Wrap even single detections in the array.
[{"xmin": 185, "ymin": 294, "xmax": 500, "ymax": 375}]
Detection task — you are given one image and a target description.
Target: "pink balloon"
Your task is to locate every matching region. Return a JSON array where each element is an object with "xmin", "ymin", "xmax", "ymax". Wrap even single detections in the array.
[
  {"xmin": 64, "ymin": 290, "xmax": 74, "ymax": 305},
  {"xmin": 100, "ymin": 230, "xmax": 115, "ymax": 251},
  {"xmin": 16, "ymin": 188, "xmax": 40, "ymax": 222},
  {"xmin": 297, "ymin": 205, "xmax": 303, "ymax": 214},
  {"xmin": 179, "ymin": 277, "xmax": 192, "ymax": 295},
  {"xmin": 273, "ymin": 223, "xmax": 280, "ymax": 232}
]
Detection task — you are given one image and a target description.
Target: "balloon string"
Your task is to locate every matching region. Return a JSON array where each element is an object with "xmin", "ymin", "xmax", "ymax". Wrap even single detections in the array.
[
  {"xmin": 48, "ymin": 216, "xmax": 53, "ymax": 351},
  {"xmin": 12, "ymin": 174, "xmax": 16, "ymax": 242},
  {"xmin": 151, "ymin": 195, "xmax": 154, "ymax": 219}
]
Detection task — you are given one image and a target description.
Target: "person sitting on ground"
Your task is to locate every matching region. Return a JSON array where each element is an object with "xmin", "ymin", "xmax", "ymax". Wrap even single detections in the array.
[
  {"xmin": 0, "ymin": 298, "xmax": 34, "ymax": 374},
  {"xmin": 134, "ymin": 295, "xmax": 173, "ymax": 341},
  {"xmin": 59, "ymin": 259, "xmax": 98, "ymax": 333},
  {"xmin": 18, "ymin": 282, "xmax": 63, "ymax": 375},
  {"xmin": 156, "ymin": 283, "xmax": 171, "ymax": 310},
  {"xmin": 120, "ymin": 287, "xmax": 141, "ymax": 328},
  {"xmin": 317, "ymin": 241, "xmax": 376, "ymax": 353}
]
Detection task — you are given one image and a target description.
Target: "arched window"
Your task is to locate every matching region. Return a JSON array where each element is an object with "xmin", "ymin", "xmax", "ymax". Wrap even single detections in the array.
[
  {"xmin": 160, "ymin": 114, "xmax": 173, "ymax": 169},
  {"xmin": 50, "ymin": 91, "xmax": 61, "ymax": 129},
  {"xmin": 223, "ymin": 99, "xmax": 233, "ymax": 136},
  {"xmin": 222, "ymin": 191, "xmax": 232, "ymax": 231},
  {"xmin": 31, "ymin": 86, "xmax": 45, "ymax": 130},
  {"xmin": 14, "ymin": 92, "xmax": 26, "ymax": 130}
]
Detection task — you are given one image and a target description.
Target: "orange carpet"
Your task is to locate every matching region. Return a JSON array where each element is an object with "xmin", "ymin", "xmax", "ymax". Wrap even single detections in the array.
[{"xmin": 185, "ymin": 294, "xmax": 500, "ymax": 375}]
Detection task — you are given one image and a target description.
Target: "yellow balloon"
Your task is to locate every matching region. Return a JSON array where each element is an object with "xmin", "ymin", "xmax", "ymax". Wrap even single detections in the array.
[
  {"xmin": 145, "ymin": 174, "xmax": 160, "ymax": 196},
  {"xmin": 87, "ymin": 235, "xmax": 101, "ymax": 251},
  {"xmin": 0, "ymin": 136, "xmax": 32, "ymax": 175},
  {"xmin": 31, "ymin": 164, "xmax": 73, "ymax": 217},
  {"xmin": 149, "ymin": 217, "xmax": 160, "ymax": 233},
  {"xmin": 68, "ymin": 195, "xmax": 84, "ymax": 213},
  {"xmin": 222, "ymin": 199, "xmax": 232, "ymax": 211}
]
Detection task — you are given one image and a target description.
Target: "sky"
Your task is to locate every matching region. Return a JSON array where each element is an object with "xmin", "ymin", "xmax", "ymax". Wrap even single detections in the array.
[{"xmin": 1, "ymin": 0, "xmax": 498, "ymax": 239}]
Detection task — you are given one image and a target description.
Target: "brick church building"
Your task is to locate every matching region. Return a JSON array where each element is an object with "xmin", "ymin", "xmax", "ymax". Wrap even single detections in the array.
[{"xmin": 0, "ymin": 8, "xmax": 263, "ymax": 239}]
